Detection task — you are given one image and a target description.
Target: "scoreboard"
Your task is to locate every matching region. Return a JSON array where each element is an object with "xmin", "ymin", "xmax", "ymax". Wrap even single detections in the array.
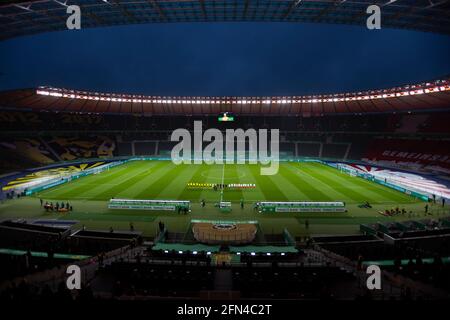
[{"xmin": 218, "ymin": 112, "xmax": 235, "ymax": 122}]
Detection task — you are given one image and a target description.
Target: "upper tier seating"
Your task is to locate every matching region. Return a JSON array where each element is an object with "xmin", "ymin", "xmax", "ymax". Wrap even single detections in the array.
[
  {"xmin": 0, "ymin": 138, "xmax": 57, "ymax": 165},
  {"xmin": 46, "ymin": 136, "xmax": 116, "ymax": 161},
  {"xmin": 1, "ymin": 110, "xmax": 449, "ymax": 133},
  {"xmin": 364, "ymin": 138, "xmax": 450, "ymax": 173}
]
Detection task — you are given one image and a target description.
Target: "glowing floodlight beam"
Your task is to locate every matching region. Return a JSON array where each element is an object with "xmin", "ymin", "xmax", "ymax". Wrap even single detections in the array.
[{"xmin": 35, "ymin": 81, "xmax": 449, "ymax": 105}]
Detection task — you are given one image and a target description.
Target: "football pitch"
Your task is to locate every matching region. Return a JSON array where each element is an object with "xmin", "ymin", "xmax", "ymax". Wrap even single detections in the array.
[{"xmin": 0, "ymin": 160, "xmax": 440, "ymax": 238}]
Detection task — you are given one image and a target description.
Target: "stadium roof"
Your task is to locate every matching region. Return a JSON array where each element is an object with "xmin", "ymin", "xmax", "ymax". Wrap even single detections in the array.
[
  {"xmin": 0, "ymin": 78, "xmax": 449, "ymax": 115},
  {"xmin": 1, "ymin": 0, "xmax": 450, "ymax": 40}
]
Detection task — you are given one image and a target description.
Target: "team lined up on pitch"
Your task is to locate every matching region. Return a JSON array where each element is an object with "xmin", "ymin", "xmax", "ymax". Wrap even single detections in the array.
[{"xmin": 186, "ymin": 182, "xmax": 256, "ymax": 190}]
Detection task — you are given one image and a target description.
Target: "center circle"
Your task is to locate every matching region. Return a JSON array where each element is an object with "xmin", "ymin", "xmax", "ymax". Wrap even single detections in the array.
[{"xmin": 213, "ymin": 223, "xmax": 237, "ymax": 231}]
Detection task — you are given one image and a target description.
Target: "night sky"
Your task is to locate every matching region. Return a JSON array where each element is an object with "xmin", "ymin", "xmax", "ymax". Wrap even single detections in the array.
[{"xmin": 0, "ymin": 22, "xmax": 449, "ymax": 96}]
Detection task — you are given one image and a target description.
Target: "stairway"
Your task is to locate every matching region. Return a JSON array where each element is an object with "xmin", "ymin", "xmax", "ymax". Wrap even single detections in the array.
[{"xmin": 214, "ymin": 269, "xmax": 233, "ymax": 291}]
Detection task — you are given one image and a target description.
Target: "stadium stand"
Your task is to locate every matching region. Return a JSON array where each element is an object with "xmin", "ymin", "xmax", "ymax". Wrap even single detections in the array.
[
  {"xmin": 297, "ymin": 142, "xmax": 321, "ymax": 157},
  {"xmin": 46, "ymin": 136, "xmax": 116, "ymax": 161},
  {"xmin": 0, "ymin": 138, "xmax": 57, "ymax": 165},
  {"xmin": 157, "ymin": 141, "xmax": 177, "ymax": 156},
  {"xmin": 104, "ymin": 261, "xmax": 215, "ymax": 297},
  {"xmin": 1, "ymin": 110, "xmax": 449, "ymax": 174},
  {"xmin": 116, "ymin": 142, "xmax": 133, "ymax": 156},
  {"xmin": 232, "ymin": 265, "xmax": 354, "ymax": 299},
  {"xmin": 1, "ymin": 219, "xmax": 449, "ymax": 300},
  {"xmin": 364, "ymin": 138, "xmax": 450, "ymax": 173},
  {"xmin": 0, "ymin": 220, "xmax": 71, "ymax": 252},
  {"xmin": 0, "ymin": 88, "xmax": 449, "ymax": 300},
  {"xmin": 321, "ymin": 143, "xmax": 349, "ymax": 160},
  {"xmin": 0, "ymin": 151, "xmax": 43, "ymax": 174},
  {"xmin": 418, "ymin": 113, "xmax": 450, "ymax": 133},
  {"xmin": 134, "ymin": 141, "xmax": 157, "ymax": 156},
  {"xmin": 0, "ymin": 111, "xmax": 445, "ymax": 133}
]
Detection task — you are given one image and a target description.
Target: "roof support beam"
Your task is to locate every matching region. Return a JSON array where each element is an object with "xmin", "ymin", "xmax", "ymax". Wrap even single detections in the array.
[
  {"xmin": 147, "ymin": 0, "xmax": 167, "ymax": 21},
  {"xmin": 243, "ymin": 0, "xmax": 250, "ymax": 18},
  {"xmin": 426, "ymin": 0, "xmax": 449, "ymax": 9},
  {"xmin": 314, "ymin": 0, "xmax": 343, "ymax": 22},
  {"xmin": 112, "ymin": 0, "xmax": 136, "ymax": 23},
  {"xmin": 282, "ymin": 0, "xmax": 303, "ymax": 20}
]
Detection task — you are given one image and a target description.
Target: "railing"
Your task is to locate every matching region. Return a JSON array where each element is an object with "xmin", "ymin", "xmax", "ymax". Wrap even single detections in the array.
[{"xmin": 0, "ymin": 244, "xmax": 136, "ymax": 294}]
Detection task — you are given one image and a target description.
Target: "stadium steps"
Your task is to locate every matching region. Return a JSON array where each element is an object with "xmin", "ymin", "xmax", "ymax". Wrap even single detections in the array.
[
  {"xmin": 88, "ymin": 246, "xmax": 146, "ymax": 295},
  {"xmin": 40, "ymin": 137, "xmax": 62, "ymax": 161},
  {"xmin": 309, "ymin": 248, "xmax": 397, "ymax": 299},
  {"xmin": 314, "ymin": 247, "xmax": 450, "ymax": 299},
  {"xmin": 182, "ymin": 227, "xmax": 196, "ymax": 242},
  {"xmin": 254, "ymin": 224, "xmax": 266, "ymax": 243},
  {"xmin": 214, "ymin": 269, "xmax": 233, "ymax": 291}
]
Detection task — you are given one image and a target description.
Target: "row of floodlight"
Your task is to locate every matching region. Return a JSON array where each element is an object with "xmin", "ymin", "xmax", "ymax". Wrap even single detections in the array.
[{"xmin": 36, "ymin": 84, "xmax": 449, "ymax": 105}]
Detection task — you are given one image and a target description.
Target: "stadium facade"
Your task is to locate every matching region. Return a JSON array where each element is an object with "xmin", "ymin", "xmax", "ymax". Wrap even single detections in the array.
[{"xmin": 1, "ymin": 78, "xmax": 449, "ymax": 115}]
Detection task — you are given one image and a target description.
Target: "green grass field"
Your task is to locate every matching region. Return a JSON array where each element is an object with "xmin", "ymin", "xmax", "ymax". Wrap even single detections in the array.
[{"xmin": 1, "ymin": 160, "xmax": 447, "ymax": 238}]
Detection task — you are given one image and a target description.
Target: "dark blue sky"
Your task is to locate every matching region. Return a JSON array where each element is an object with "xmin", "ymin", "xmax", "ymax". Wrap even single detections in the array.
[{"xmin": 0, "ymin": 22, "xmax": 449, "ymax": 96}]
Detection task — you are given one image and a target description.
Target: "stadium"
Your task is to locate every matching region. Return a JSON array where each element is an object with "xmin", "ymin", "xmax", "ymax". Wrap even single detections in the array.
[{"xmin": 1, "ymin": 0, "xmax": 450, "ymax": 305}]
